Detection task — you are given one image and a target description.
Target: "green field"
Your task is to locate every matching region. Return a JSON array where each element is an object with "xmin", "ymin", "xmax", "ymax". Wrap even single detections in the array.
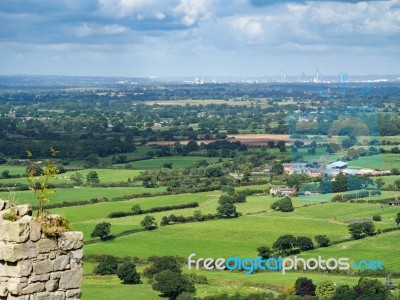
[
  {"xmin": 0, "ymin": 168, "xmax": 144, "ymax": 186},
  {"xmin": 128, "ymin": 156, "xmax": 221, "ymax": 169},
  {"xmin": 47, "ymin": 189, "xmax": 400, "ymax": 269},
  {"xmin": 347, "ymin": 154, "xmax": 400, "ymax": 169},
  {"xmin": 0, "ymin": 186, "xmax": 167, "ymax": 207}
]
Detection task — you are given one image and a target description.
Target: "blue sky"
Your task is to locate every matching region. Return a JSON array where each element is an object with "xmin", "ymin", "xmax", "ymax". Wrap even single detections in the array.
[{"xmin": 0, "ymin": 0, "xmax": 399, "ymax": 77}]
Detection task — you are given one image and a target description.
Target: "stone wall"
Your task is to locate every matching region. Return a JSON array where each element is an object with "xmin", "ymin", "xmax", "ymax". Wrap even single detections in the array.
[{"xmin": 0, "ymin": 200, "xmax": 83, "ymax": 300}]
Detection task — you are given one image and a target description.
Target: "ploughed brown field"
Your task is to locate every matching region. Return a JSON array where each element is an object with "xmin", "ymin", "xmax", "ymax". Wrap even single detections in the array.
[{"xmin": 147, "ymin": 134, "xmax": 290, "ymax": 146}]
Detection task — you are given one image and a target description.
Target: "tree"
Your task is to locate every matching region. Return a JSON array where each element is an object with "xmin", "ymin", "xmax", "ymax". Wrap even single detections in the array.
[
  {"xmin": 396, "ymin": 213, "xmax": 400, "ymax": 226},
  {"xmin": 394, "ymin": 179, "xmax": 400, "ymax": 190},
  {"xmin": 217, "ymin": 202, "xmax": 237, "ymax": 218},
  {"xmin": 91, "ymin": 222, "xmax": 111, "ymax": 240},
  {"xmin": 84, "ymin": 154, "xmax": 99, "ymax": 168},
  {"xmin": 86, "ymin": 171, "xmax": 100, "ymax": 185},
  {"xmin": 372, "ymin": 214, "xmax": 381, "ymax": 221},
  {"xmin": 271, "ymin": 163, "xmax": 284, "ymax": 175},
  {"xmin": 0, "ymin": 152, "xmax": 6, "ymax": 164},
  {"xmin": 375, "ymin": 177, "xmax": 385, "ymax": 188},
  {"xmin": 93, "ymin": 255, "xmax": 118, "ymax": 275},
  {"xmin": 1, "ymin": 170, "xmax": 10, "ymax": 178},
  {"xmin": 152, "ymin": 270, "xmax": 195, "ymax": 300},
  {"xmin": 143, "ymin": 256, "xmax": 181, "ymax": 279},
  {"xmin": 163, "ymin": 162, "xmax": 173, "ymax": 169},
  {"xmin": 70, "ymin": 172, "xmax": 84, "ymax": 186},
  {"xmin": 362, "ymin": 222, "xmax": 375, "ymax": 236},
  {"xmin": 348, "ymin": 222, "xmax": 375, "ymax": 239},
  {"xmin": 331, "ymin": 285, "xmax": 356, "ymax": 300},
  {"xmin": 354, "ymin": 278, "xmax": 390, "ymax": 300},
  {"xmin": 142, "ymin": 174, "xmax": 156, "ymax": 188},
  {"xmin": 257, "ymin": 246, "xmax": 271, "ymax": 259},
  {"xmin": 117, "ymin": 261, "xmax": 141, "ymax": 284},
  {"xmin": 341, "ymin": 137, "xmax": 357, "ymax": 149},
  {"xmin": 273, "ymin": 234, "xmax": 296, "ymax": 255},
  {"xmin": 391, "ymin": 168, "xmax": 400, "ymax": 175},
  {"xmin": 316, "ymin": 280, "xmax": 336, "ymax": 300},
  {"xmin": 348, "ymin": 223, "xmax": 364, "ymax": 239},
  {"xmin": 140, "ymin": 215, "xmax": 157, "ymax": 230},
  {"xmin": 314, "ymin": 235, "xmax": 330, "ymax": 247},
  {"xmin": 294, "ymin": 277, "xmax": 316, "ymax": 296},
  {"xmin": 271, "ymin": 197, "xmax": 294, "ymax": 212},
  {"xmin": 296, "ymin": 236, "xmax": 314, "ymax": 251},
  {"xmin": 131, "ymin": 204, "xmax": 143, "ymax": 214}
]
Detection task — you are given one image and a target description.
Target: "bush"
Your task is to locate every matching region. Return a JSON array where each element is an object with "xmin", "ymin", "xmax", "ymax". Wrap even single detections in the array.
[
  {"xmin": 90, "ymin": 222, "xmax": 111, "ymax": 240},
  {"xmin": 271, "ymin": 197, "xmax": 294, "ymax": 212},
  {"xmin": 296, "ymin": 236, "xmax": 314, "ymax": 251},
  {"xmin": 372, "ymin": 215, "xmax": 382, "ymax": 222},
  {"xmin": 93, "ymin": 255, "xmax": 118, "ymax": 275},
  {"xmin": 314, "ymin": 235, "xmax": 330, "ymax": 247},
  {"xmin": 116, "ymin": 261, "xmax": 141, "ymax": 284}
]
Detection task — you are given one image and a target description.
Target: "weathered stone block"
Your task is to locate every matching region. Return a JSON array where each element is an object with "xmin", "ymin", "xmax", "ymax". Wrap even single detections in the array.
[
  {"xmin": 51, "ymin": 291, "xmax": 67, "ymax": 300},
  {"xmin": 45, "ymin": 279, "xmax": 58, "ymax": 292},
  {"xmin": 20, "ymin": 282, "xmax": 45, "ymax": 294},
  {"xmin": 53, "ymin": 255, "xmax": 70, "ymax": 271},
  {"xmin": 0, "ymin": 283, "xmax": 8, "ymax": 297},
  {"xmin": 49, "ymin": 251, "xmax": 57, "ymax": 259},
  {"xmin": 32, "ymin": 260, "xmax": 53, "ymax": 275},
  {"xmin": 0, "ymin": 242, "xmax": 37, "ymax": 262},
  {"xmin": 0, "ymin": 260, "xmax": 32, "ymax": 278},
  {"xmin": 15, "ymin": 205, "xmax": 31, "ymax": 217},
  {"xmin": 69, "ymin": 249, "xmax": 83, "ymax": 269},
  {"xmin": 29, "ymin": 273, "xmax": 50, "ymax": 282},
  {"xmin": 36, "ymin": 238, "xmax": 58, "ymax": 254},
  {"xmin": 57, "ymin": 232, "xmax": 83, "ymax": 251},
  {"xmin": 66, "ymin": 289, "xmax": 81, "ymax": 299},
  {"xmin": 6, "ymin": 294, "xmax": 30, "ymax": 300},
  {"xmin": 0, "ymin": 216, "xmax": 31, "ymax": 243},
  {"xmin": 59, "ymin": 269, "xmax": 82, "ymax": 290},
  {"xmin": 0, "ymin": 200, "xmax": 9, "ymax": 211},
  {"xmin": 31, "ymin": 291, "xmax": 51, "ymax": 300},
  {"xmin": 6, "ymin": 277, "xmax": 28, "ymax": 295},
  {"xmin": 29, "ymin": 220, "xmax": 41, "ymax": 242},
  {"xmin": 50, "ymin": 272, "xmax": 62, "ymax": 280}
]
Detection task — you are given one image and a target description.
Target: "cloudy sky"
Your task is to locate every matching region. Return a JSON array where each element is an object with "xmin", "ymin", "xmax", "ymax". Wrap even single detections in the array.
[{"xmin": 0, "ymin": 0, "xmax": 399, "ymax": 77}]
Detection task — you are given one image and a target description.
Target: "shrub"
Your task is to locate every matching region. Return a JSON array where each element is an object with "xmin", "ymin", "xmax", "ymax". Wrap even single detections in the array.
[
  {"xmin": 93, "ymin": 255, "xmax": 118, "ymax": 275},
  {"xmin": 372, "ymin": 215, "xmax": 382, "ymax": 222},
  {"xmin": 116, "ymin": 261, "xmax": 141, "ymax": 284}
]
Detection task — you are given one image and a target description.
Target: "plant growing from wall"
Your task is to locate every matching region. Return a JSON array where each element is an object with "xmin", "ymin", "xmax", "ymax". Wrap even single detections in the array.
[
  {"xmin": 26, "ymin": 148, "xmax": 71, "ymax": 236},
  {"xmin": 26, "ymin": 148, "xmax": 59, "ymax": 217}
]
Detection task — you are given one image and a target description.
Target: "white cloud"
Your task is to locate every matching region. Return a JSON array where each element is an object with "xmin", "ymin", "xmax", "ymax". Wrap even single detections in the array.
[
  {"xmin": 174, "ymin": 0, "xmax": 214, "ymax": 26},
  {"xmin": 75, "ymin": 23, "xmax": 128, "ymax": 37},
  {"xmin": 231, "ymin": 17, "xmax": 265, "ymax": 42},
  {"xmin": 154, "ymin": 12, "xmax": 166, "ymax": 20},
  {"xmin": 97, "ymin": 0, "xmax": 154, "ymax": 18}
]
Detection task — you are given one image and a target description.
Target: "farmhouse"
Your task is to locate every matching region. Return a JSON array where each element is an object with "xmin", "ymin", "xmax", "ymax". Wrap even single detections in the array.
[
  {"xmin": 270, "ymin": 187, "xmax": 296, "ymax": 196},
  {"xmin": 283, "ymin": 162, "xmax": 308, "ymax": 174},
  {"xmin": 326, "ymin": 161, "xmax": 348, "ymax": 170}
]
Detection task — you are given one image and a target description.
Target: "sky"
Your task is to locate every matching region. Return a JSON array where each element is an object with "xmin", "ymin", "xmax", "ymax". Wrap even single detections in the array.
[{"xmin": 0, "ymin": 0, "xmax": 399, "ymax": 77}]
